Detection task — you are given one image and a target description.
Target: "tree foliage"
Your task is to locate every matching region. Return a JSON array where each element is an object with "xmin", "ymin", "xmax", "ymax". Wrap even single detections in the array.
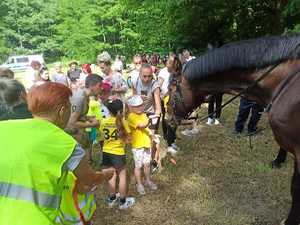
[{"xmin": 0, "ymin": 0, "xmax": 299, "ymax": 63}]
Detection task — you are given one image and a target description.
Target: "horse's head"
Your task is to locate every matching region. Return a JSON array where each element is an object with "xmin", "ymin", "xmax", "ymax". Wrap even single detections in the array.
[{"xmin": 168, "ymin": 73, "xmax": 205, "ymax": 122}]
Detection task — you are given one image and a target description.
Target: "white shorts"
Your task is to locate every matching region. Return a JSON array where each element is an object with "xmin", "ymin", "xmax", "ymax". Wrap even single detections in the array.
[{"xmin": 132, "ymin": 148, "xmax": 151, "ymax": 169}]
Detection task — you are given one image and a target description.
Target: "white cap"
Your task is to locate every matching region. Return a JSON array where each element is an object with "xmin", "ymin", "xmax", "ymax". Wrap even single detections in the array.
[
  {"xmin": 127, "ymin": 95, "xmax": 143, "ymax": 107},
  {"xmin": 97, "ymin": 51, "xmax": 111, "ymax": 63}
]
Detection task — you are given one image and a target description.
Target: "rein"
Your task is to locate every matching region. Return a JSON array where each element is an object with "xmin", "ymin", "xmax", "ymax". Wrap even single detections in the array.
[
  {"xmin": 188, "ymin": 62, "xmax": 282, "ymax": 123},
  {"xmin": 266, "ymin": 65, "xmax": 300, "ymax": 112}
]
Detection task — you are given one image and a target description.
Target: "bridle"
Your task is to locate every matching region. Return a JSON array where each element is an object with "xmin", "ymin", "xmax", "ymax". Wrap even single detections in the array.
[{"xmin": 171, "ymin": 61, "xmax": 282, "ymax": 124}]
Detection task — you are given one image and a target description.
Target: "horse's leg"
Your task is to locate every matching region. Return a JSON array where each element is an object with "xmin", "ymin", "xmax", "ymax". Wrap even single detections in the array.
[
  {"xmin": 272, "ymin": 147, "xmax": 287, "ymax": 168},
  {"xmin": 285, "ymin": 161, "xmax": 300, "ymax": 225}
]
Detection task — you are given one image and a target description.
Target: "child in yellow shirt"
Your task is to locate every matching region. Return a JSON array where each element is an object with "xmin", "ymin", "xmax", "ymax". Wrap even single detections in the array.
[
  {"xmin": 100, "ymin": 99, "xmax": 135, "ymax": 209},
  {"xmin": 127, "ymin": 95, "xmax": 158, "ymax": 195}
]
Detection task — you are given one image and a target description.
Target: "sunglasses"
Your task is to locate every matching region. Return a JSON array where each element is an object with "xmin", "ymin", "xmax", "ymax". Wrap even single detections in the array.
[{"xmin": 142, "ymin": 75, "xmax": 152, "ymax": 78}]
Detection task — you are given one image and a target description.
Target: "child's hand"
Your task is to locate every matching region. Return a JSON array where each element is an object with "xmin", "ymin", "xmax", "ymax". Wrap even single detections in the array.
[{"xmin": 88, "ymin": 118, "xmax": 100, "ymax": 128}]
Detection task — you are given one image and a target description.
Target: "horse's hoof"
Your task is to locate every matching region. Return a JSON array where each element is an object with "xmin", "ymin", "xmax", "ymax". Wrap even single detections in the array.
[{"xmin": 271, "ymin": 160, "xmax": 282, "ymax": 169}]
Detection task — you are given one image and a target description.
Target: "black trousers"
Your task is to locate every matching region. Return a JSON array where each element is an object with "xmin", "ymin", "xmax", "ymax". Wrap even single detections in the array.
[
  {"xmin": 235, "ymin": 97, "xmax": 264, "ymax": 133},
  {"xmin": 208, "ymin": 94, "xmax": 223, "ymax": 119},
  {"xmin": 161, "ymin": 100, "xmax": 177, "ymax": 146}
]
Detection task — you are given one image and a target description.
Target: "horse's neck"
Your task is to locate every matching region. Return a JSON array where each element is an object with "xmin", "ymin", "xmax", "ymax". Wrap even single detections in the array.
[{"xmin": 196, "ymin": 60, "xmax": 300, "ymax": 105}]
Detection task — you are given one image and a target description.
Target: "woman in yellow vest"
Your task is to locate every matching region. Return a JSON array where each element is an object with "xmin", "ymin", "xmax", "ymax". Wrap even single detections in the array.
[{"xmin": 0, "ymin": 82, "xmax": 113, "ymax": 225}]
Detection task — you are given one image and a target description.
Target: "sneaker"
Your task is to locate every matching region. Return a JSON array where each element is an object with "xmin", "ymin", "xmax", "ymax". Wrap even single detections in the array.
[
  {"xmin": 171, "ymin": 143, "xmax": 179, "ymax": 150},
  {"xmin": 145, "ymin": 180, "xmax": 157, "ymax": 191},
  {"xmin": 190, "ymin": 127, "xmax": 200, "ymax": 134},
  {"xmin": 119, "ymin": 197, "xmax": 135, "ymax": 210},
  {"xmin": 214, "ymin": 119, "xmax": 220, "ymax": 125},
  {"xmin": 150, "ymin": 160, "xmax": 159, "ymax": 174},
  {"xmin": 167, "ymin": 146, "xmax": 177, "ymax": 156},
  {"xmin": 181, "ymin": 128, "xmax": 192, "ymax": 136},
  {"xmin": 151, "ymin": 165, "xmax": 159, "ymax": 174},
  {"xmin": 106, "ymin": 193, "xmax": 120, "ymax": 208},
  {"xmin": 136, "ymin": 184, "xmax": 146, "ymax": 195},
  {"xmin": 206, "ymin": 118, "xmax": 214, "ymax": 125}
]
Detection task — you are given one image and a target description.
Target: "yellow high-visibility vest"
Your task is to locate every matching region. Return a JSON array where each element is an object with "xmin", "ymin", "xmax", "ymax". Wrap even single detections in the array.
[
  {"xmin": 57, "ymin": 172, "xmax": 96, "ymax": 225},
  {"xmin": 0, "ymin": 118, "xmax": 76, "ymax": 225}
]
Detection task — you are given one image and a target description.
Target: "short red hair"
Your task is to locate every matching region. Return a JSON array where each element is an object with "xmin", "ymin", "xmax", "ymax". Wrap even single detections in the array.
[{"xmin": 27, "ymin": 82, "xmax": 72, "ymax": 116}]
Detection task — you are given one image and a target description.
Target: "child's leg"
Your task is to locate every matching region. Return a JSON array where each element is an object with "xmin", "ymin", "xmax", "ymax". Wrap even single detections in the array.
[
  {"xmin": 117, "ymin": 166, "xmax": 127, "ymax": 199},
  {"xmin": 134, "ymin": 167, "xmax": 143, "ymax": 186},
  {"xmin": 154, "ymin": 143, "xmax": 161, "ymax": 168},
  {"xmin": 143, "ymin": 149, "xmax": 152, "ymax": 182},
  {"xmin": 143, "ymin": 148, "xmax": 157, "ymax": 190},
  {"xmin": 117, "ymin": 166, "xmax": 135, "ymax": 209},
  {"xmin": 102, "ymin": 167, "xmax": 117, "ymax": 194},
  {"xmin": 132, "ymin": 149, "xmax": 143, "ymax": 186},
  {"xmin": 144, "ymin": 163, "xmax": 151, "ymax": 182}
]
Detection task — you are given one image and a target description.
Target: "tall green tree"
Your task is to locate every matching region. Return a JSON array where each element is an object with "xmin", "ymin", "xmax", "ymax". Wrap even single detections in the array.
[
  {"xmin": 55, "ymin": 0, "xmax": 101, "ymax": 62},
  {"xmin": 1, "ymin": 0, "xmax": 58, "ymax": 57}
]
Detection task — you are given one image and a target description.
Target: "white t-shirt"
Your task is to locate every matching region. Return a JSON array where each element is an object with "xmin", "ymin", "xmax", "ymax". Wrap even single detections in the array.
[
  {"xmin": 101, "ymin": 103, "xmax": 110, "ymax": 119},
  {"xmin": 134, "ymin": 78, "xmax": 160, "ymax": 114},
  {"xmin": 113, "ymin": 60, "xmax": 123, "ymax": 72},
  {"xmin": 79, "ymin": 72, "xmax": 88, "ymax": 82},
  {"xmin": 52, "ymin": 72, "xmax": 69, "ymax": 86},
  {"xmin": 158, "ymin": 67, "xmax": 170, "ymax": 98},
  {"xmin": 24, "ymin": 67, "xmax": 38, "ymax": 90},
  {"xmin": 129, "ymin": 70, "xmax": 139, "ymax": 88}
]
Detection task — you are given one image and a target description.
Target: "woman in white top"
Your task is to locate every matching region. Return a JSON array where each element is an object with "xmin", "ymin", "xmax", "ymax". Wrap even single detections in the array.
[{"xmin": 51, "ymin": 62, "xmax": 69, "ymax": 87}]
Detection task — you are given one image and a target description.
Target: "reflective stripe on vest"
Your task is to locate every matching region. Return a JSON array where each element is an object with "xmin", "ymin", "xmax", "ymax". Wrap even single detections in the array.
[
  {"xmin": 0, "ymin": 181, "xmax": 60, "ymax": 208},
  {"xmin": 55, "ymin": 212, "xmax": 82, "ymax": 225},
  {"xmin": 81, "ymin": 198, "xmax": 96, "ymax": 220},
  {"xmin": 56, "ymin": 197, "xmax": 95, "ymax": 224}
]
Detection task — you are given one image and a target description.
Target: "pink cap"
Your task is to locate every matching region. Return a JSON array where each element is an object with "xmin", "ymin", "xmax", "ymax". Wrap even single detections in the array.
[{"xmin": 101, "ymin": 81, "xmax": 112, "ymax": 92}]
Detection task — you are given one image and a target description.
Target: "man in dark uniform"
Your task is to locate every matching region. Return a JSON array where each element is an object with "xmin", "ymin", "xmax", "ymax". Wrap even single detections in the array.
[{"xmin": 234, "ymin": 97, "xmax": 264, "ymax": 134}]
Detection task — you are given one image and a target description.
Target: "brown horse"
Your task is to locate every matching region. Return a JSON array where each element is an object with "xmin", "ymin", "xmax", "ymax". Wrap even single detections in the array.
[{"xmin": 169, "ymin": 33, "xmax": 300, "ymax": 225}]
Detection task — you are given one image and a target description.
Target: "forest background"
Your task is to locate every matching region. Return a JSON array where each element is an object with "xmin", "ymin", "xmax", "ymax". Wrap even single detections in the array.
[{"xmin": 0, "ymin": 0, "xmax": 299, "ymax": 63}]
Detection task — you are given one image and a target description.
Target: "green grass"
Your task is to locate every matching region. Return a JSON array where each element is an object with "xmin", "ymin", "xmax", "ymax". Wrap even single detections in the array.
[{"xmin": 92, "ymin": 96, "xmax": 293, "ymax": 225}]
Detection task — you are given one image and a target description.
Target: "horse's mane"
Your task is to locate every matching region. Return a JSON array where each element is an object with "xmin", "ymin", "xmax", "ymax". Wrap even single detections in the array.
[{"xmin": 184, "ymin": 33, "xmax": 300, "ymax": 82}]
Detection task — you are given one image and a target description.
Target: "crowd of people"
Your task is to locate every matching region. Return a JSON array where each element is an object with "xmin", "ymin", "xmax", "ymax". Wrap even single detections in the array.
[{"xmin": 0, "ymin": 48, "xmax": 265, "ymax": 224}]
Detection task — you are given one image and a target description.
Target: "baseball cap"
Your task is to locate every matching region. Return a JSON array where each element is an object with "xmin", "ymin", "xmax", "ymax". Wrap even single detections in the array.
[
  {"xmin": 97, "ymin": 51, "xmax": 112, "ymax": 63},
  {"xmin": 127, "ymin": 95, "xmax": 143, "ymax": 107},
  {"xmin": 101, "ymin": 81, "xmax": 112, "ymax": 92}
]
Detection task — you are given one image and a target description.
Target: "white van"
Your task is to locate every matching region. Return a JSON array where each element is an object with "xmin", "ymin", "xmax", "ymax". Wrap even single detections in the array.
[{"xmin": 0, "ymin": 55, "xmax": 45, "ymax": 71}]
